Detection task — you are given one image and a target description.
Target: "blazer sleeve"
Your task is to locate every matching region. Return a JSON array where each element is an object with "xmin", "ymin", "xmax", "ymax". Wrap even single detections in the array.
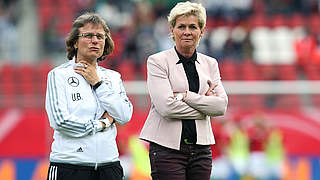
[
  {"xmin": 147, "ymin": 56, "xmax": 206, "ymax": 120},
  {"xmin": 183, "ymin": 62, "xmax": 228, "ymax": 117}
]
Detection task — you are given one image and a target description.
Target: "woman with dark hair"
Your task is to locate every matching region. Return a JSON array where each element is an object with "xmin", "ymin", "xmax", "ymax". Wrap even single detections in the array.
[{"xmin": 45, "ymin": 12, "xmax": 133, "ymax": 180}]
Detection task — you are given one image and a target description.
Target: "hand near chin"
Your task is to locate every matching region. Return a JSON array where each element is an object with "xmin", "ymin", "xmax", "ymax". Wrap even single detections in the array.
[{"xmin": 74, "ymin": 61, "xmax": 100, "ymax": 85}]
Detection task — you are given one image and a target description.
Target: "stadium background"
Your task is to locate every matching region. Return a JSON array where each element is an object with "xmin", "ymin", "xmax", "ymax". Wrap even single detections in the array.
[{"xmin": 0, "ymin": 0, "xmax": 320, "ymax": 179}]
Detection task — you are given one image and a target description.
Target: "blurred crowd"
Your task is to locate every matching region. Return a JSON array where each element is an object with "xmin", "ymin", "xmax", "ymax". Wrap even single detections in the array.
[
  {"xmin": 0, "ymin": 0, "xmax": 320, "ymax": 79},
  {"xmin": 210, "ymin": 113, "xmax": 285, "ymax": 180}
]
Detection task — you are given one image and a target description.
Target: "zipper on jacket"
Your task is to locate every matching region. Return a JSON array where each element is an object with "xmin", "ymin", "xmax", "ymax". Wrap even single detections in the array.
[{"xmin": 92, "ymin": 85, "xmax": 99, "ymax": 170}]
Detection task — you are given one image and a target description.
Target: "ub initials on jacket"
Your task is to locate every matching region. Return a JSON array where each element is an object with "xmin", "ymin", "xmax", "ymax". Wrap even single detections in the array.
[{"xmin": 45, "ymin": 59, "xmax": 133, "ymax": 165}]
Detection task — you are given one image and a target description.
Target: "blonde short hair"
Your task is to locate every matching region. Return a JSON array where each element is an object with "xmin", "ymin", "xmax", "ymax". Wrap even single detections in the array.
[{"xmin": 168, "ymin": 1, "xmax": 206, "ymax": 30}]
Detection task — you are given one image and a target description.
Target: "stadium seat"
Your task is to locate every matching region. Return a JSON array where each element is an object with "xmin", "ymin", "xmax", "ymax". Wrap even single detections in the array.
[
  {"xmin": 36, "ymin": 61, "xmax": 53, "ymax": 95},
  {"xmin": 249, "ymin": 13, "xmax": 268, "ymax": 29},
  {"xmin": 240, "ymin": 60, "xmax": 258, "ymax": 80},
  {"xmin": 0, "ymin": 63, "xmax": 16, "ymax": 107},
  {"xmin": 307, "ymin": 14, "xmax": 320, "ymax": 35},
  {"xmin": 117, "ymin": 60, "xmax": 136, "ymax": 81},
  {"xmin": 269, "ymin": 14, "xmax": 287, "ymax": 28},
  {"xmin": 277, "ymin": 65, "xmax": 298, "ymax": 80},
  {"xmin": 220, "ymin": 59, "xmax": 237, "ymax": 80},
  {"xmin": 289, "ymin": 13, "xmax": 304, "ymax": 28},
  {"xmin": 16, "ymin": 64, "xmax": 37, "ymax": 107},
  {"xmin": 303, "ymin": 63, "xmax": 320, "ymax": 80},
  {"xmin": 258, "ymin": 65, "xmax": 278, "ymax": 80},
  {"xmin": 38, "ymin": 0, "xmax": 54, "ymax": 31}
]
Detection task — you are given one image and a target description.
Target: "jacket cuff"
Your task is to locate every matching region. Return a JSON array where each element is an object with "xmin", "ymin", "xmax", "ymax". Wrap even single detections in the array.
[
  {"xmin": 93, "ymin": 120, "xmax": 103, "ymax": 132},
  {"xmin": 101, "ymin": 119, "xmax": 112, "ymax": 129},
  {"xmin": 183, "ymin": 90, "xmax": 196, "ymax": 103}
]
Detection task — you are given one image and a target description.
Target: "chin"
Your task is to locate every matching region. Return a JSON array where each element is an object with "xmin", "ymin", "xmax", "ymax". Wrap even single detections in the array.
[{"xmin": 181, "ymin": 45, "xmax": 195, "ymax": 49}]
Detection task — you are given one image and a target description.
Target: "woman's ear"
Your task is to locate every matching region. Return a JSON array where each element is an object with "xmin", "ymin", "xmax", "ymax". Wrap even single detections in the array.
[
  {"xmin": 74, "ymin": 41, "xmax": 78, "ymax": 49},
  {"xmin": 200, "ymin": 28, "xmax": 205, "ymax": 38},
  {"xmin": 169, "ymin": 26, "xmax": 175, "ymax": 41}
]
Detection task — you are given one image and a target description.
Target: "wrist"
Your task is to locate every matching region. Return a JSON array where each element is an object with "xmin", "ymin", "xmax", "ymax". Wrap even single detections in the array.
[
  {"xmin": 175, "ymin": 93, "xmax": 184, "ymax": 101},
  {"xmin": 93, "ymin": 80, "xmax": 103, "ymax": 91},
  {"xmin": 101, "ymin": 119, "xmax": 112, "ymax": 130}
]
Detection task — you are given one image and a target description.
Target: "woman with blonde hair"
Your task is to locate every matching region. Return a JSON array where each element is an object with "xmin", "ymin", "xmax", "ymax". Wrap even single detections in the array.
[{"xmin": 140, "ymin": 2, "xmax": 228, "ymax": 180}]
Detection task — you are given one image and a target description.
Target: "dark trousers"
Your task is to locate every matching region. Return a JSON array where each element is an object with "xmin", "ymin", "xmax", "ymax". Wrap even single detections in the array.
[
  {"xmin": 46, "ymin": 161, "xmax": 123, "ymax": 180},
  {"xmin": 149, "ymin": 142, "xmax": 212, "ymax": 180}
]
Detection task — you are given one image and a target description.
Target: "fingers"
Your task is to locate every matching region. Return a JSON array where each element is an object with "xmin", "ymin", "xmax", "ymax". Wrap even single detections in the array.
[
  {"xmin": 74, "ymin": 66, "xmax": 87, "ymax": 75},
  {"xmin": 80, "ymin": 61, "xmax": 88, "ymax": 66},
  {"xmin": 74, "ymin": 62, "xmax": 99, "ymax": 85},
  {"xmin": 207, "ymin": 80, "xmax": 218, "ymax": 90},
  {"xmin": 206, "ymin": 90, "xmax": 218, "ymax": 96},
  {"xmin": 211, "ymin": 84, "xmax": 218, "ymax": 90},
  {"xmin": 206, "ymin": 80, "xmax": 218, "ymax": 96}
]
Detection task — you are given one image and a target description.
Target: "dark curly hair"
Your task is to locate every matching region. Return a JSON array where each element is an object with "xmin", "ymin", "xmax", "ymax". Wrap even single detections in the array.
[{"xmin": 65, "ymin": 12, "xmax": 114, "ymax": 61}]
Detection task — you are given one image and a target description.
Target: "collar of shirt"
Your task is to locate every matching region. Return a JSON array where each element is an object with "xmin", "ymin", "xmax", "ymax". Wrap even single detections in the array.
[
  {"xmin": 72, "ymin": 57, "xmax": 99, "ymax": 68},
  {"xmin": 175, "ymin": 47, "xmax": 199, "ymax": 65}
]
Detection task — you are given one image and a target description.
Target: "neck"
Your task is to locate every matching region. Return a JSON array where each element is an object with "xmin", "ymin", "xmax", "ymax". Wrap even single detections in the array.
[
  {"xmin": 175, "ymin": 46, "xmax": 195, "ymax": 58},
  {"xmin": 75, "ymin": 57, "xmax": 97, "ymax": 67}
]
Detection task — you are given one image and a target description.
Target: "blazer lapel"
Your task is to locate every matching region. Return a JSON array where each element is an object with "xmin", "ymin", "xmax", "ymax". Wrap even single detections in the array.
[
  {"xmin": 195, "ymin": 54, "xmax": 209, "ymax": 95},
  {"xmin": 168, "ymin": 48, "xmax": 189, "ymax": 92}
]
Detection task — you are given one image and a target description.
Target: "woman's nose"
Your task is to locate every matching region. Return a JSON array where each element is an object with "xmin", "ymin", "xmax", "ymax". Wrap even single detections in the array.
[
  {"xmin": 91, "ymin": 35, "xmax": 99, "ymax": 43},
  {"xmin": 183, "ymin": 28, "xmax": 191, "ymax": 35}
]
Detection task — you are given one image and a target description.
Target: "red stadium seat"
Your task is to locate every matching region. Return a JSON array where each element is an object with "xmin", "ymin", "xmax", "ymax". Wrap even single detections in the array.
[
  {"xmin": 240, "ymin": 60, "xmax": 258, "ymax": 80},
  {"xmin": 288, "ymin": 13, "xmax": 305, "ymax": 28},
  {"xmin": 270, "ymin": 14, "xmax": 287, "ymax": 28},
  {"xmin": 220, "ymin": 59, "xmax": 237, "ymax": 80},
  {"xmin": 249, "ymin": 13, "xmax": 268, "ymax": 29},
  {"xmin": 117, "ymin": 60, "xmax": 136, "ymax": 81},
  {"xmin": 258, "ymin": 65, "xmax": 278, "ymax": 80},
  {"xmin": 277, "ymin": 65, "xmax": 298, "ymax": 80},
  {"xmin": 38, "ymin": 0, "xmax": 54, "ymax": 30},
  {"xmin": 16, "ymin": 64, "xmax": 37, "ymax": 107},
  {"xmin": 0, "ymin": 63, "xmax": 16, "ymax": 107},
  {"xmin": 36, "ymin": 61, "xmax": 53, "ymax": 95},
  {"xmin": 307, "ymin": 14, "xmax": 320, "ymax": 35},
  {"xmin": 303, "ymin": 63, "xmax": 320, "ymax": 80}
]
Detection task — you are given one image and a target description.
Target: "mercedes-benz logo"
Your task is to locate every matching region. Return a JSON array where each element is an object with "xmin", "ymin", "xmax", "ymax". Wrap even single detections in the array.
[{"xmin": 68, "ymin": 77, "xmax": 79, "ymax": 87}]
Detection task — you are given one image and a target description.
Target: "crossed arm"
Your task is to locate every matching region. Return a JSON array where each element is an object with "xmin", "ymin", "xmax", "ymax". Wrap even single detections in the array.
[{"xmin": 147, "ymin": 57, "xmax": 228, "ymax": 119}]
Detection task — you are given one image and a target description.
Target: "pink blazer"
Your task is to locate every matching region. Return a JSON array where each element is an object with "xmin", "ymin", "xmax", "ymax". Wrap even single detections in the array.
[{"xmin": 139, "ymin": 48, "xmax": 228, "ymax": 150}]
